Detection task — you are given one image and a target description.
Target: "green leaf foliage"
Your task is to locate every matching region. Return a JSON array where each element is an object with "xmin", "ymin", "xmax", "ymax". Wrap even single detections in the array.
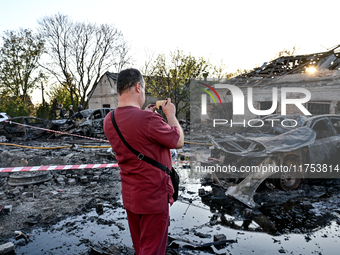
[
  {"xmin": 145, "ymin": 49, "xmax": 211, "ymax": 118},
  {"xmin": 0, "ymin": 28, "xmax": 45, "ymax": 100},
  {"xmin": 0, "ymin": 96, "xmax": 35, "ymax": 117}
]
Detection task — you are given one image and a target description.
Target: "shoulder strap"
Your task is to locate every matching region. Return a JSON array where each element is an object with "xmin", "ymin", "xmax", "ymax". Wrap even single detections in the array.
[{"xmin": 111, "ymin": 110, "xmax": 171, "ymax": 175}]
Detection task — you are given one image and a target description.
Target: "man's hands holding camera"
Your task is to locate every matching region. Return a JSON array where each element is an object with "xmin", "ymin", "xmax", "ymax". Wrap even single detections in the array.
[
  {"xmin": 144, "ymin": 98, "xmax": 183, "ymax": 149},
  {"xmin": 145, "ymin": 98, "xmax": 176, "ymax": 119},
  {"xmin": 144, "ymin": 104, "xmax": 157, "ymax": 112},
  {"xmin": 161, "ymin": 98, "xmax": 176, "ymax": 118}
]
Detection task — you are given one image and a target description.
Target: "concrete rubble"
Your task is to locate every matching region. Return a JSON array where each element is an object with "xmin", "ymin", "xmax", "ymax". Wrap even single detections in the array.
[
  {"xmin": 0, "ymin": 141, "xmax": 121, "ymax": 238},
  {"xmin": 0, "ymin": 242, "xmax": 14, "ymax": 255}
]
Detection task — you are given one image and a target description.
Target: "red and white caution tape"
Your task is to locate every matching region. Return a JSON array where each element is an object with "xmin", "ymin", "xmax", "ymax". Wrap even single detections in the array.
[
  {"xmin": 0, "ymin": 159, "xmax": 220, "ymax": 173},
  {"xmin": 0, "ymin": 163, "xmax": 119, "ymax": 173},
  {"xmin": 1, "ymin": 121, "xmax": 222, "ymax": 172},
  {"xmin": 4, "ymin": 120, "xmax": 109, "ymax": 143}
]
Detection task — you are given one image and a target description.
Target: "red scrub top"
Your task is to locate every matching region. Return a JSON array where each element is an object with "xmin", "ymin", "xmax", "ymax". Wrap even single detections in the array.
[{"xmin": 103, "ymin": 106, "xmax": 180, "ymax": 214}]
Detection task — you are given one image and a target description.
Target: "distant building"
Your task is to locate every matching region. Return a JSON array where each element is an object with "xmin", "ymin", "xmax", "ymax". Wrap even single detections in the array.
[
  {"xmin": 87, "ymin": 71, "xmax": 190, "ymax": 119},
  {"xmin": 87, "ymin": 72, "xmax": 118, "ymax": 109}
]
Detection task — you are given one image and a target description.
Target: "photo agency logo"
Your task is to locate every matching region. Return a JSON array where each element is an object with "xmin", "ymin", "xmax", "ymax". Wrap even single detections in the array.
[
  {"xmin": 199, "ymin": 83, "xmax": 313, "ymax": 128},
  {"xmin": 198, "ymin": 82, "xmax": 223, "ymax": 110}
]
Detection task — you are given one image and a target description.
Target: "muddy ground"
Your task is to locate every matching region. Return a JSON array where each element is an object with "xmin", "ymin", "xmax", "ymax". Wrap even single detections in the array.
[{"xmin": 0, "ymin": 137, "xmax": 340, "ymax": 254}]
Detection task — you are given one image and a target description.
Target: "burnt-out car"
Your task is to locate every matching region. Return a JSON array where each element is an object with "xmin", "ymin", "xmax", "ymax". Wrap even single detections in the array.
[
  {"xmin": 0, "ymin": 116, "xmax": 56, "ymax": 140},
  {"xmin": 77, "ymin": 108, "xmax": 114, "ymax": 136},
  {"xmin": 0, "ymin": 108, "xmax": 114, "ymax": 141},
  {"xmin": 204, "ymin": 114, "xmax": 340, "ymax": 207},
  {"xmin": 50, "ymin": 108, "xmax": 114, "ymax": 137}
]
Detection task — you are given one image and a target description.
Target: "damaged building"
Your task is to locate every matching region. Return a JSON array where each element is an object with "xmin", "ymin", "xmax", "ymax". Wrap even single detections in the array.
[
  {"xmin": 87, "ymin": 71, "xmax": 158, "ymax": 110},
  {"xmin": 87, "ymin": 72, "xmax": 119, "ymax": 109},
  {"xmin": 199, "ymin": 45, "xmax": 340, "ymax": 123},
  {"xmin": 194, "ymin": 45, "xmax": 340, "ymax": 208}
]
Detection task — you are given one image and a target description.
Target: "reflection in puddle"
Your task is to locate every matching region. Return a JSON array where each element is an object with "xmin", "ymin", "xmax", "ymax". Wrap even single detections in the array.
[{"xmin": 10, "ymin": 202, "xmax": 132, "ymax": 254}]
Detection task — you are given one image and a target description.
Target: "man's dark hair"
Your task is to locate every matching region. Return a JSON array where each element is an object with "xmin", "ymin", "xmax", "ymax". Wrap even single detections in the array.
[{"xmin": 117, "ymin": 68, "xmax": 144, "ymax": 95}]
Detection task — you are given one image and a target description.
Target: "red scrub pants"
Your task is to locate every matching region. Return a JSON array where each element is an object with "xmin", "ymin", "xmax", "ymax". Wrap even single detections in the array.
[{"xmin": 126, "ymin": 206, "xmax": 169, "ymax": 255}]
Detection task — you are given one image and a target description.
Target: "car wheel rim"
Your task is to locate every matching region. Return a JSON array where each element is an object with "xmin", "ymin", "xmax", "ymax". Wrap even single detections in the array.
[{"xmin": 279, "ymin": 172, "xmax": 301, "ymax": 191}]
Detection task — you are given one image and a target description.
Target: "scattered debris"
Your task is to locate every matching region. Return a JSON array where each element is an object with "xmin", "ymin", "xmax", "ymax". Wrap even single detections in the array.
[
  {"xmin": 213, "ymin": 234, "xmax": 226, "ymax": 242},
  {"xmin": 3, "ymin": 205, "xmax": 12, "ymax": 213},
  {"xmin": 0, "ymin": 242, "xmax": 14, "ymax": 255},
  {"xmin": 96, "ymin": 203, "xmax": 104, "ymax": 214},
  {"xmin": 90, "ymin": 244, "xmax": 134, "ymax": 255},
  {"xmin": 25, "ymin": 214, "xmax": 42, "ymax": 225},
  {"xmin": 0, "ymin": 108, "xmax": 114, "ymax": 142},
  {"xmin": 0, "ymin": 135, "xmax": 339, "ymax": 254},
  {"xmin": 168, "ymin": 235, "xmax": 237, "ymax": 253},
  {"xmin": 198, "ymin": 188, "xmax": 206, "ymax": 196},
  {"xmin": 302, "ymin": 201, "xmax": 314, "ymax": 210},
  {"xmin": 14, "ymin": 231, "xmax": 29, "ymax": 242}
]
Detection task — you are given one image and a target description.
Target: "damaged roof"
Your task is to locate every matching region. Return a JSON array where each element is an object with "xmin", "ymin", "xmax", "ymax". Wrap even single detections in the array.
[
  {"xmin": 105, "ymin": 72, "xmax": 118, "ymax": 82},
  {"xmin": 222, "ymin": 45, "xmax": 340, "ymax": 86}
]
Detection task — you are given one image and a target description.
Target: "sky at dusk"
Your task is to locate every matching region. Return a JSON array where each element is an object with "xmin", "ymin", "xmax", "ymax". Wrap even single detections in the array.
[{"xmin": 1, "ymin": 0, "xmax": 339, "ymax": 103}]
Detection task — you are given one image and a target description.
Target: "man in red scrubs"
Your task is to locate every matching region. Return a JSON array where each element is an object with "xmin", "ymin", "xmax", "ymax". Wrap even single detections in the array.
[{"xmin": 103, "ymin": 68, "xmax": 184, "ymax": 255}]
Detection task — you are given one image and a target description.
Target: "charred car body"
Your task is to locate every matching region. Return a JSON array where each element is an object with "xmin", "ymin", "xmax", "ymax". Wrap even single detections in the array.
[
  {"xmin": 77, "ymin": 108, "xmax": 114, "ymax": 136},
  {"xmin": 0, "ymin": 108, "xmax": 114, "ymax": 141},
  {"xmin": 0, "ymin": 116, "xmax": 57, "ymax": 140},
  {"xmin": 204, "ymin": 114, "xmax": 340, "ymax": 208},
  {"xmin": 52, "ymin": 108, "xmax": 114, "ymax": 137}
]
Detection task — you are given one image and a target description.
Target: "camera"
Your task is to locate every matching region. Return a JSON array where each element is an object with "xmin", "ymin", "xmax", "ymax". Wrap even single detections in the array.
[{"xmin": 156, "ymin": 100, "xmax": 167, "ymax": 110}]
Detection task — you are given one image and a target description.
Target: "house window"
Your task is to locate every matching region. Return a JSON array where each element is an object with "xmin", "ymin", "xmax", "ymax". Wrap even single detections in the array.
[
  {"xmin": 103, "ymin": 104, "xmax": 110, "ymax": 108},
  {"xmin": 307, "ymin": 102, "xmax": 330, "ymax": 115}
]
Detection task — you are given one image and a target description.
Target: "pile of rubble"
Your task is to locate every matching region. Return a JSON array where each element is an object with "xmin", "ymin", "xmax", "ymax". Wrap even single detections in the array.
[{"xmin": 0, "ymin": 141, "xmax": 121, "ymax": 239}]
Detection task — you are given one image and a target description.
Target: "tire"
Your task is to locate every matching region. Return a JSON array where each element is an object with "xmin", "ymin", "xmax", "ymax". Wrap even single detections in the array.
[{"xmin": 273, "ymin": 170, "xmax": 301, "ymax": 191}]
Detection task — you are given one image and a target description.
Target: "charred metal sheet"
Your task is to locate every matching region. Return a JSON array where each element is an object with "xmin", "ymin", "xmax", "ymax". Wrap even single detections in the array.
[
  {"xmin": 225, "ymin": 157, "xmax": 277, "ymax": 208},
  {"xmin": 210, "ymin": 126, "xmax": 316, "ymax": 157},
  {"xmin": 1, "ymin": 116, "xmax": 54, "ymax": 140},
  {"xmin": 249, "ymin": 126, "xmax": 316, "ymax": 154}
]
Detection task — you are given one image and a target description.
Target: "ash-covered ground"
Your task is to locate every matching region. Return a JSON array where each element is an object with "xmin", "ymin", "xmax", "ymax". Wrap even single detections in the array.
[
  {"xmin": 0, "ymin": 140, "xmax": 121, "ymax": 236},
  {"xmin": 0, "ymin": 137, "xmax": 340, "ymax": 255}
]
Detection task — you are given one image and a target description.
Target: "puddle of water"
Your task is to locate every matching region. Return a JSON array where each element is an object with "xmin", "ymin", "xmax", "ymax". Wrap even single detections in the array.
[{"xmin": 10, "ymin": 203, "xmax": 132, "ymax": 254}]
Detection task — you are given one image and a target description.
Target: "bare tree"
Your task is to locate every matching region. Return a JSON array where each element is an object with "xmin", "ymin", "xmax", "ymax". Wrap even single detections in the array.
[
  {"xmin": 38, "ymin": 13, "xmax": 130, "ymax": 108},
  {"xmin": 116, "ymin": 41, "xmax": 132, "ymax": 73},
  {"xmin": 140, "ymin": 48, "xmax": 156, "ymax": 75}
]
